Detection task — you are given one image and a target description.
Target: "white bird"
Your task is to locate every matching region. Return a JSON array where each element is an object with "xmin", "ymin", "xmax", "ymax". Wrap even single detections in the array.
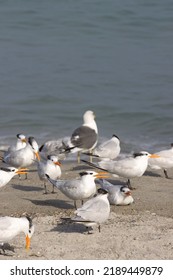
[
  {"xmin": 46, "ymin": 170, "xmax": 108, "ymax": 209},
  {"xmin": 70, "ymin": 188, "xmax": 110, "ymax": 233},
  {"xmin": 5, "ymin": 134, "xmax": 27, "ymax": 155},
  {"xmin": 37, "ymin": 155, "xmax": 62, "ymax": 194},
  {"xmin": 0, "ymin": 137, "xmax": 40, "ymax": 178},
  {"xmin": 62, "ymin": 110, "xmax": 98, "ymax": 163},
  {"xmin": 0, "ymin": 167, "xmax": 28, "ymax": 188},
  {"xmin": 148, "ymin": 143, "xmax": 173, "ymax": 178},
  {"xmin": 0, "ymin": 216, "xmax": 34, "ymax": 253},
  {"xmin": 82, "ymin": 151, "xmax": 160, "ymax": 189},
  {"xmin": 97, "ymin": 179, "xmax": 134, "ymax": 205},
  {"xmin": 84, "ymin": 134, "xmax": 120, "ymax": 160}
]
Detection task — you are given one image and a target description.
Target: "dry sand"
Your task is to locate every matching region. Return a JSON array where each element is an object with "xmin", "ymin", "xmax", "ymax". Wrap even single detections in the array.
[{"xmin": 0, "ymin": 158, "xmax": 173, "ymax": 260}]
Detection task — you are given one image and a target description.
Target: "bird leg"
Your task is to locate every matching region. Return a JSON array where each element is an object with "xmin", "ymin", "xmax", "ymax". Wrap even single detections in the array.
[
  {"xmin": 51, "ymin": 185, "xmax": 55, "ymax": 194},
  {"xmin": 127, "ymin": 179, "xmax": 136, "ymax": 190},
  {"xmin": 164, "ymin": 169, "xmax": 169, "ymax": 179},
  {"xmin": 43, "ymin": 182, "xmax": 48, "ymax": 194},
  {"xmin": 77, "ymin": 152, "xmax": 81, "ymax": 164},
  {"xmin": 74, "ymin": 200, "xmax": 77, "ymax": 209},
  {"xmin": 98, "ymin": 225, "xmax": 101, "ymax": 233}
]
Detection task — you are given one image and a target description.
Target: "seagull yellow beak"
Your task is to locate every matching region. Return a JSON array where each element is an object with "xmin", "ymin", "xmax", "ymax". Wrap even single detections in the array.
[
  {"xmin": 149, "ymin": 154, "xmax": 160, "ymax": 158},
  {"xmin": 95, "ymin": 172, "xmax": 109, "ymax": 179},
  {"xmin": 25, "ymin": 234, "xmax": 31, "ymax": 250}
]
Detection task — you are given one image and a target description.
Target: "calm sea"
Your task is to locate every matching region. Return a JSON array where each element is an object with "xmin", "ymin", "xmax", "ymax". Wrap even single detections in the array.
[{"xmin": 0, "ymin": 0, "xmax": 173, "ymax": 154}]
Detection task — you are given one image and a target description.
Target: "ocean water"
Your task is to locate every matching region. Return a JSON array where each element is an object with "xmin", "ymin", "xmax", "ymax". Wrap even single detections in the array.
[{"xmin": 0, "ymin": 0, "xmax": 173, "ymax": 154}]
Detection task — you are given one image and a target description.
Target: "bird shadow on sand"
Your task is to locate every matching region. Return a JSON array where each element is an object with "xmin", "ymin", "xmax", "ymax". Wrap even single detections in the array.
[
  {"xmin": 0, "ymin": 243, "xmax": 15, "ymax": 256},
  {"xmin": 50, "ymin": 220, "xmax": 91, "ymax": 234},
  {"xmin": 144, "ymin": 171, "xmax": 162, "ymax": 178},
  {"xmin": 11, "ymin": 184, "xmax": 43, "ymax": 192},
  {"xmin": 71, "ymin": 164, "xmax": 95, "ymax": 171},
  {"xmin": 23, "ymin": 197, "xmax": 74, "ymax": 210}
]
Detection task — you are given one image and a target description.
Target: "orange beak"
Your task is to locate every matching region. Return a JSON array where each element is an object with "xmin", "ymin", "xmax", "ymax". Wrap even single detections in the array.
[
  {"xmin": 95, "ymin": 172, "xmax": 109, "ymax": 179},
  {"xmin": 25, "ymin": 234, "xmax": 31, "ymax": 250},
  {"xmin": 149, "ymin": 154, "xmax": 160, "ymax": 158},
  {"xmin": 55, "ymin": 161, "xmax": 61, "ymax": 166},
  {"xmin": 125, "ymin": 191, "xmax": 131, "ymax": 196},
  {"xmin": 35, "ymin": 151, "xmax": 40, "ymax": 161},
  {"xmin": 16, "ymin": 168, "xmax": 28, "ymax": 175}
]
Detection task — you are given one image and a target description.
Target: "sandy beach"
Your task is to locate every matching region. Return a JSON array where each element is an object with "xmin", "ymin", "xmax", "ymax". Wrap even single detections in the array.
[{"xmin": 0, "ymin": 156, "xmax": 173, "ymax": 260}]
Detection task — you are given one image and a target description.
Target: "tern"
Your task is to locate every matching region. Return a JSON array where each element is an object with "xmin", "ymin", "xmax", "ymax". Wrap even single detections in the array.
[
  {"xmin": 5, "ymin": 134, "xmax": 27, "ymax": 154},
  {"xmin": 97, "ymin": 179, "xmax": 134, "ymax": 205},
  {"xmin": 0, "ymin": 216, "xmax": 34, "ymax": 253},
  {"xmin": 148, "ymin": 143, "xmax": 173, "ymax": 178},
  {"xmin": 0, "ymin": 167, "xmax": 28, "ymax": 188},
  {"xmin": 61, "ymin": 110, "xmax": 98, "ymax": 163},
  {"xmin": 82, "ymin": 151, "xmax": 160, "ymax": 189},
  {"xmin": 70, "ymin": 188, "xmax": 110, "ymax": 233},
  {"xmin": 0, "ymin": 137, "xmax": 40, "ymax": 179},
  {"xmin": 46, "ymin": 170, "xmax": 108, "ymax": 209},
  {"xmin": 37, "ymin": 155, "xmax": 62, "ymax": 194}
]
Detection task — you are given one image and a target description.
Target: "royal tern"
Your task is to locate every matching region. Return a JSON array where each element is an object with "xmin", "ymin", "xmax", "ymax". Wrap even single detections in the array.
[
  {"xmin": 97, "ymin": 179, "xmax": 134, "ymax": 205},
  {"xmin": 5, "ymin": 134, "xmax": 27, "ymax": 154},
  {"xmin": 62, "ymin": 110, "xmax": 98, "ymax": 163},
  {"xmin": 148, "ymin": 143, "xmax": 173, "ymax": 178},
  {"xmin": 37, "ymin": 155, "xmax": 62, "ymax": 194},
  {"xmin": 46, "ymin": 170, "xmax": 108, "ymax": 209},
  {"xmin": 1, "ymin": 137, "xmax": 40, "ymax": 179},
  {"xmin": 82, "ymin": 151, "xmax": 160, "ymax": 189},
  {"xmin": 70, "ymin": 188, "xmax": 110, "ymax": 233},
  {"xmin": 0, "ymin": 167, "xmax": 28, "ymax": 188},
  {"xmin": 0, "ymin": 216, "xmax": 34, "ymax": 253},
  {"xmin": 84, "ymin": 134, "xmax": 120, "ymax": 160}
]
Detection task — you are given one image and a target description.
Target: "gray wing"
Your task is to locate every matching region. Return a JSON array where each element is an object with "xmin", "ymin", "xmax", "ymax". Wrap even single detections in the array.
[{"xmin": 71, "ymin": 126, "xmax": 97, "ymax": 149}]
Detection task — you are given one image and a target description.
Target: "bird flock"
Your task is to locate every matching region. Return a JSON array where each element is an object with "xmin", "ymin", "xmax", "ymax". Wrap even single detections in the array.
[{"xmin": 0, "ymin": 109, "xmax": 173, "ymax": 254}]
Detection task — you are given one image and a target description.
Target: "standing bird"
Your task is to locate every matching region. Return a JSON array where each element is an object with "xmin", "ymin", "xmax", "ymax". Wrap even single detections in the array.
[
  {"xmin": 84, "ymin": 134, "xmax": 120, "ymax": 160},
  {"xmin": 62, "ymin": 110, "xmax": 98, "ymax": 163},
  {"xmin": 82, "ymin": 151, "xmax": 160, "ymax": 189},
  {"xmin": 0, "ymin": 167, "xmax": 28, "ymax": 188},
  {"xmin": 0, "ymin": 137, "xmax": 40, "ymax": 179},
  {"xmin": 148, "ymin": 143, "xmax": 173, "ymax": 179},
  {"xmin": 37, "ymin": 155, "xmax": 62, "ymax": 194},
  {"xmin": 5, "ymin": 134, "xmax": 27, "ymax": 154},
  {"xmin": 70, "ymin": 188, "xmax": 110, "ymax": 233},
  {"xmin": 46, "ymin": 170, "xmax": 108, "ymax": 209},
  {"xmin": 97, "ymin": 179, "xmax": 134, "ymax": 205},
  {"xmin": 0, "ymin": 216, "xmax": 34, "ymax": 253}
]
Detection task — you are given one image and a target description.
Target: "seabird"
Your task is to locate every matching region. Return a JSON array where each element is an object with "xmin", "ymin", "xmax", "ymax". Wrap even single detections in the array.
[{"xmin": 46, "ymin": 170, "xmax": 108, "ymax": 209}]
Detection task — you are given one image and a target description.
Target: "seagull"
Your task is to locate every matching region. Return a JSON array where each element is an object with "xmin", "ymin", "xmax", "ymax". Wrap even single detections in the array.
[
  {"xmin": 97, "ymin": 179, "xmax": 134, "ymax": 205},
  {"xmin": 82, "ymin": 151, "xmax": 160, "ymax": 189},
  {"xmin": 84, "ymin": 134, "xmax": 120, "ymax": 160},
  {"xmin": 0, "ymin": 167, "xmax": 28, "ymax": 188},
  {"xmin": 37, "ymin": 155, "xmax": 62, "ymax": 194},
  {"xmin": 46, "ymin": 170, "xmax": 108, "ymax": 209},
  {"xmin": 148, "ymin": 143, "xmax": 173, "ymax": 178},
  {"xmin": 0, "ymin": 137, "xmax": 40, "ymax": 179},
  {"xmin": 62, "ymin": 110, "xmax": 98, "ymax": 163},
  {"xmin": 0, "ymin": 216, "xmax": 34, "ymax": 253},
  {"xmin": 70, "ymin": 188, "xmax": 110, "ymax": 233}
]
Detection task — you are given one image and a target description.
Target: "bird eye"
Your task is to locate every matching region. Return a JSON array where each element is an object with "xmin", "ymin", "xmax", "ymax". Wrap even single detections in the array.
[{"xmin": 29, "ymin": 229, "xmax": 31, "ymax": 233}]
